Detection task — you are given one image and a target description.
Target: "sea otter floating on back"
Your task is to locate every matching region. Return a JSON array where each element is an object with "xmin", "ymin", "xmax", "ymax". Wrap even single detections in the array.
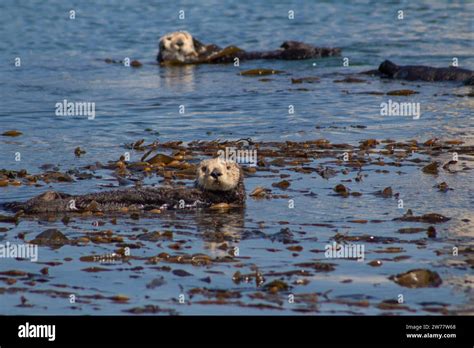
[
  {"xmin": 375, "ymin": 60, "xmax": 474, "ymax": 85},
  {"xmin": 5, "ymin": 158, "xmax": 246, "ymax": 215},
  {"xmin": 157, "ymin": 31, "xmax": 341, "ymax": 65}
]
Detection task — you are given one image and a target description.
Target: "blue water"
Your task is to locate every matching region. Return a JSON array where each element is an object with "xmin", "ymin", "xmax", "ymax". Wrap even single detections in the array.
[{"xmin": 0, "ymin": 0, "xmax": 473, "ymax": 315}]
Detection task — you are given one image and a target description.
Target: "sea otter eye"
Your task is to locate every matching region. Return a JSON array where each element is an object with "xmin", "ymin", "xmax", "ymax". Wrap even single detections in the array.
[
  {"xmin": 201, "ymin": 166, "xmax": 207, "ymax": 172},
  {"xmin": 167, "ymin": 37, "xmax": 172, "ymax": 41},
  {"xmin": 226, "ymin": 165, "xmax": 231, "ymax": 170}
]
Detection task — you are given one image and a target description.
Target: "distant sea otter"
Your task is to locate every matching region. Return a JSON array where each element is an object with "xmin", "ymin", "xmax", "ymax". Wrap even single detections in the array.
[
  {"xmin": 157, "ymin": 31, "xmax": 341, "ymax": 65},
  {"xmin": 6, "ymin": 158, "xmax": 245, "ymax": 215},
  {"xmin": 377, "ymin": 60, "xmax": 474, "ymax": 85}
]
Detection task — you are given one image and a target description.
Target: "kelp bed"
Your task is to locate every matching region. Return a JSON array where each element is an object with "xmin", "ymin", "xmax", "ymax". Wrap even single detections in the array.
[{"xmin": 0, "ymin": 137, "xmax": 473, "ymax": 314}]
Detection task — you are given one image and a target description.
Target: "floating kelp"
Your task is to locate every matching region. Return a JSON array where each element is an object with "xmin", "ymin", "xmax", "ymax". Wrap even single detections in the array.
[
  {"xmin": 295, "ymin": 262, "xmax": 336, "ymax": 272},
  {"xmin": 272, "ymin": 180, "xmax": 290, "ymax": 189},
  {"xmin": 269, "ymin": 228, "xmax": 296, "ymax": 244},
  {"xmin": 390, "ymin": 269, "xmax": 442, "ymax": 288},
  {"xmin": 172, "ymin": 269, "xmax": 193, "ymax": 277},
  {"xmin": 146, "ymin": 153, "xmax": 174, "ymax": 165},
  {"xmin": 0, "ymin": 168, "xmax": 79, "ymax": 187},
  {"xmin": 316, "ymin": 167, "xmax": 337, "ymax": 179},
  {"xmin": 386, "ymin": 89, "xmax": 419, "ymax": 96},
  {"xmin": 334, "ymin": 77, "xmax": 367, "ymax": 83},
  {"xmin": 110, "ymin": 294, "xmax": 129, "ymax": 303},
  {"xmin": 367, "ymin": 260, "xmax": 383, "ymax": 267},
  {"xmin": 376, "ymin": 300, "xmax": 415, "ymax": 312},
  {"xmin": 123, "ymin": 305, "xmax": 177, "ymax": 315},
  {"xmin": 359, "ymin": 139, "xmax": 379, "ymax": 149},
  {"xmin": 137, "ymin": 231, "xmax": 173, "ymax": 241},
  {"xmin": 2, "ymin": 130, "xmax": 23, "ymax": 137},
  {"xmin": 422, "ymin": 162, "xmax": 439, "ymax": 175},
  {"xmin": 239, "ymin": 69, "xmax": 284, "ymax": 76},
  {"xmin": 333, "ymin": 184, "xmax": 349, "ymax": 196},
  {"xmin": 74, "ymin": 147, "xmax": 86, "ymax": 157},
  {"xmin": 104, "ymin": 58, "xmax": 142, "ymax": 68},
  {"xmin": 249, "ymin": 187, "xmax": 271, "ymax": 198},
  {"xmin": 189, "ymin": 287, "xmax": 242, "ymax": 300},
  {"xmin": 397, "ymin": 227, "xmax": 425, "ymax": 234},
  {"xmin": 291, "ymin": 77, "xmax": 320, "ymax": 84},
  {"xmin": 206, "ymin": 46, "xmax": 244, "ymax": 62},
  {"xmin": 232, "ymin": 270, "xmax": 265, "ymax": 286},
  {"xmin": 30, "ymin": 229, "xmax": 69, "ymax": 247},
  {"xmin": 435, "ymin": 182, "xmax": 451, "ymax": 192},
  {"xmin": 147, "ymin": 252, "xmax": 216, "ymax": 266},
  {"xmin": 264, "ymin": 280, "xmax": 290, "ymax": 293},
  {"xmin": 373, "ymin": 247, "xmax": 404, "ymax": 254},
  {"xmin": 374, "ymin": 187, "xmax": 393, "ymax": 198}
]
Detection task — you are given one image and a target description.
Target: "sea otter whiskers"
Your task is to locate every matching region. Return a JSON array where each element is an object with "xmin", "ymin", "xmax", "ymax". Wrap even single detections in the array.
[
  {"xmin": 157, "ymin": 31, "xmax": 202, "ymax": 64},
  {"xmin": 197, "ymin": 158, "xmax": 241, "ymax": 192},
  {"xmin": 5, "ymin": 158, "xmax": 245, "ymax": 215},
  {"xmin": 157, "ymin": 31, "xmax": 341, "ymax": 65}
]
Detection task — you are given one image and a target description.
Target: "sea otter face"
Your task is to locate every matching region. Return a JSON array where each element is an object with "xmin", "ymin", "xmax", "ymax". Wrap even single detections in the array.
[
  {"xmin": 197, "ymin": 158, "xmax": 241, "ymax": 192},
  {"xmin": 158, "ymin": 31, "xmax": 198, "ymax": 63},
  {"xmin": 378, "ymin": 60, "xmax": 400, "ymax": 77}
]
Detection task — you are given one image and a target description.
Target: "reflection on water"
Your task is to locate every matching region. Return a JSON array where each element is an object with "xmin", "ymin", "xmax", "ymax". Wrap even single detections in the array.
[
  {"xmin": 195, "ymin": 209, "xmax": 245, "ymax": 257},
  {"xmin": 159, "ymin": 65, "xmax": 197, "ymax": 91}
]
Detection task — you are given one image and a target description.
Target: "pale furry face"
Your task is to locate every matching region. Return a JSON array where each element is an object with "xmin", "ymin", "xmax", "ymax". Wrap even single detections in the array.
[
  {"xmin": 197, "ymin": 158, "xmax": 241, "ymax": 192},
  {"xmin": 158, "ymin": 31, "xmax": 198, "ymax": 63}
]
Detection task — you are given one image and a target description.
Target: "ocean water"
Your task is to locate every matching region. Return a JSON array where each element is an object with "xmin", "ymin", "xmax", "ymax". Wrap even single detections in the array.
[{"xmin": 0, "ymin": 0, "xmax": 473, "ymax": 315}]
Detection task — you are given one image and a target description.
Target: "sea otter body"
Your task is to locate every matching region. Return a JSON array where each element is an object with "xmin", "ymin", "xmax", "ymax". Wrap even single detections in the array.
[
  {"xmin": 6, "ymin": 158, "xmax": 246, "ymax": 215},
  {"xmin": 378, "ymin": 60, "xmax": 474, "ymax": 85},
  {"xmin": 157, "ymin": 31, "xmax": 341, "ymax": 65}
]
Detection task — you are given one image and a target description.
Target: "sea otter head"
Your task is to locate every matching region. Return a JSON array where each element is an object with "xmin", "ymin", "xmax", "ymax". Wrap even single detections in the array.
[
  {"xmin": 379, "ymin": 60, "xmax": 400, "ymax": 77},
  {"xmin": 196, "ymin": 158, "xmax": 241, "ymax": 192},
  {"xmin": 281, "ymin": 41, "xmax": 315, "ymax": 51},
  {"xmin": 157, "ymin": 31, "xmax": 206, "ymax": 64}
]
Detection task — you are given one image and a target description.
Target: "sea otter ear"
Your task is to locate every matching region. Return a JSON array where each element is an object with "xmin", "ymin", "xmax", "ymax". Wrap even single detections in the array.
[
  {"xmin": 280, "ymin": 41, "xmax": 292, "ymax": 50},
  {"xmin": 192, "ymin": 38, "xmax": 206, "ymax": 53},
  {"xmin": 197, "ymin": 161, "xmax": 203, "ymax": 173},
  {"xmin": 226, "ymin": 160, "xmax": 240, "ymax": 173}
]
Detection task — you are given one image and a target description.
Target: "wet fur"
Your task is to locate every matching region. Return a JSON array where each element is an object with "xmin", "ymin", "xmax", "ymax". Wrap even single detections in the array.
[
  {"xmin": 157, "ymin": 31, "xmax": 341, "ymax": 65},
  {"xmin": 378, "ymin": 60, "xmax": 474, "ymax": 84},
  {"xmin": 5, "ymin": 159, "xmax": 246, "ymax": 215}
]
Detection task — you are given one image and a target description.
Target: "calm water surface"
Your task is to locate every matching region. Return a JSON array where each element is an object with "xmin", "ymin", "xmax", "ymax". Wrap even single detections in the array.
[{"xmin": 0, "ymin": 0, "xmax": 473, "ymax": 315}]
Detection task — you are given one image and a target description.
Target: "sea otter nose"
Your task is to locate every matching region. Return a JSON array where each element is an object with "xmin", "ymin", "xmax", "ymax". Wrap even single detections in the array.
[
  {"xmin": 210, "ymin": 169, "xmax": 222, "ymax": 180},
  {"xmin": 176, "ymin": 40, "xmax": 184, "ymax": 47}
]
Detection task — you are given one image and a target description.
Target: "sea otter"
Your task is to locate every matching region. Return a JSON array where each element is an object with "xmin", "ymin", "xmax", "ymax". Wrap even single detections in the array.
[
  {"xmin": 157, "ymin": 31, "xmax": 341, "ymax": 65},
  {"xmin": 5, "ymin": 158, "xmax": 246, "ymax": 215},
  {"xmin": 377, "ymin": 60, "xmax": 474, "ymax": 85}
]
